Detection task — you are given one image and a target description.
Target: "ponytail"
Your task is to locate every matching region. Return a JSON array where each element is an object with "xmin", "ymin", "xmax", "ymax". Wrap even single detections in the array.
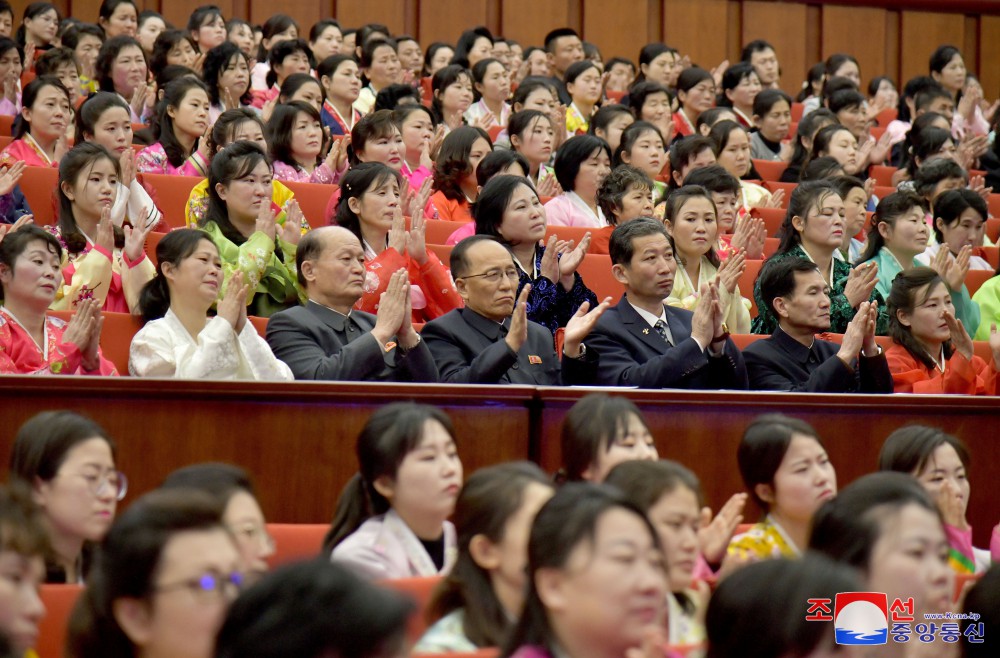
[
  {"xmin": 323, "ymin": 402, "xmax": 458, "ymax": 555},
  {"xmin": 138, "ymin": 276, "xmax": 171, "ymax": 323},
  {"xmin": 322, "ymin": 473, "xmax": 381, "ymax": 553}
]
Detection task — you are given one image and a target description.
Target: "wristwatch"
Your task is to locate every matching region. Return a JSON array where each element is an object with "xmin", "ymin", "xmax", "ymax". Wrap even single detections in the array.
[{"xmin": 711, "ymin": 323, "xmax": 731, "ymax": 345}]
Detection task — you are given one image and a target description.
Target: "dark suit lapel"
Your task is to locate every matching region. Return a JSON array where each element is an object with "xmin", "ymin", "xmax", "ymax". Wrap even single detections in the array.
[
  {"xmin": 618, "ymin": 297, "xmax": 669, "ymax": 355},
  {"xmin": 664, "ymin": 306, "xmax": 692, "ymax": 345}
]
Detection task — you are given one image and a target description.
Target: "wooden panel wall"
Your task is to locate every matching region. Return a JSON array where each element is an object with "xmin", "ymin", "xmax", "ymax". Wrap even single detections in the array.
[{"xmin": 10, "ymin": 0, "xmax": 1000, "ymax": 100}]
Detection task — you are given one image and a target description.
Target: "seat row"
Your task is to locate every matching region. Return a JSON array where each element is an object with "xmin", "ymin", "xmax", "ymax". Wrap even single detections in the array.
[
  {"xmin": 60, "ymin": 304, "xmax": 1000, "ymax": 377},
  {"xmin": 35, "ymin": 517, "xmax": 978, "ymax": 658}
]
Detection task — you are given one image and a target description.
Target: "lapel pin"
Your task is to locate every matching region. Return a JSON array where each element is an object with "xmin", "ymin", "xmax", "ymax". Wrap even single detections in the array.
[{"xmin": 642, "ymin": 328, "xmax": 649, "ymax": 335}]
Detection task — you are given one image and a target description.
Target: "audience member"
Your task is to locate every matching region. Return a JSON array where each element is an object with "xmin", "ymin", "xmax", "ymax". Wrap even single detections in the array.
[
  {"xmin": 558, "ymin": 394, "xmax": 657, "ymax": 483},
  {"xmin": 543, "ymin": 135, "xmax": 612, "ymax": 228},
  {"xmin": 586, "ymin": 218, "xmax": 748, "ymax": 389},
  {"xmin": 809, "ymin": 472, "xmax": 955, "ymax": 631},
  {"xmin": 335, "ymin": 162, "xmax": 462, "ymax": 320},
  {"xmin": 0, "ymin": 484, "xmax": 47, "ymax": 657},
  {"xmin": 327, "ymin": 403, "xmax": 462, "ymax": 579},
  {"xmin": 885, "ymin": 267, "xmax": 999, "ymax": 394},
  {"xmin": 501, "ymin": 484, "xmax": 668, "ymax": 658},
  {"xmin": 216, "ymin": 560, "xmax": 413, "ymax": 658},
  {"xmin": 706, "ymin": 554, "xmax": 863, "ymax": 658},
  {"xmin": 266, "ymin": 226, "xmax": 438, "ymax": 381},
  {"xmin": 664, "ymin": 186, "xmax": 751, "ymax": 333},
  {"xmin": 160, "ymin": 462, "xmax": 275, "ymax": 585},
  {"xmin": 474, "ymin": 175, "xmax": 598, "ymax": 334},
  {"xmin": 0, "ymin": 76, "xmax": 71, "ymax": 168},
  {"xmin": 607, "ymin": 459, "xmax": 745, "ymax": 649},
  {"xmin": 10, "ymin": 410, "xmax": 124, "ymax": 582},
  {"xmin": 130, "ymin": 228, "xmax": 292, "ymax": 380},
  {"xmin": 417, "ymin": 462, "xmax": 554, "ymax": 652},
  {"xmin": 729, "ymin": 414, "xmax": 836, "ymax": 559},
  {"xmin": 0, "ymin": 224, "xmax": 117, "ymax": 375},
  {"xmin": 198, "ymin": 141, "xmax": 304, "ymax": 317},
  {"xmin": 879, "ymin": 426, "xmax": 999, "ymax": 574},
  {"xmin": 66, "ymin": 489, "xmax": 241, "ymax": 658},
  {"xmin": 51, "ymin": 142, "xmax": 156, "ymax": 313},
  {"xmin": 752, "ymin": 181, "xmax": 888, "ymax": 335},
  {"xmin": 421, "ymin": 235, "xmax": 607, "ymax": 384},
  {"xmin": 745, "ymin": 256, "xmax": 892, "ymax": 392}
]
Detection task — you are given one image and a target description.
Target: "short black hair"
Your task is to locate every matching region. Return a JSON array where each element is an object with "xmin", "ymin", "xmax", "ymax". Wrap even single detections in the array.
[
  {"xmin": 553, "ymin": 135, "xmax": 611, "ymax": 191},
  {"xmin": 216, "ymin": 560, "xmax": 413, "ymax": 658},
  {"xmin": 740, "ymin": 39, "xmax": 774, "ymax": 63},
  {"xmin": 682, "ymin": 164, "xmax": 740, "ymax": 194},
  {"xmin": 914, "ymin": 85, "xmax": 953, "ymax": 112},
  {"xmin": 932, "ymin": 188, "xmax": 988, "ymax": 243},
  {"xmin": 609, "ymin": 217, "xmax": 668, "ymax": 266},
  {"xmin": 544, "ymin": 28, "xmax": 579, "ymax": 54},
  {"xmin": 758, "ymin": 256, "xmax": 821, "ymax": 318}
]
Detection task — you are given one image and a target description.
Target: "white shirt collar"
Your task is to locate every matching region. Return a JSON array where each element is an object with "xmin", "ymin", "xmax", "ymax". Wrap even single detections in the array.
[{"xmin": 626, "ymin": 298, "xmax": 674, "ymax": 344}]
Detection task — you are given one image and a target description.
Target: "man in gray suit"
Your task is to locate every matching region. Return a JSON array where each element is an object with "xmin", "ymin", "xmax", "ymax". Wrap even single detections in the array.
[{"xmin": 266, "ymin": 227, "xmax": 438, "ymax": 381}]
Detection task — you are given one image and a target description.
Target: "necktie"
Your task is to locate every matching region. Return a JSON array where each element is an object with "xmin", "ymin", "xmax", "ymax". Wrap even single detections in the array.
[{"xmin": 653, "ymin": 320, "xmax": 672, "ymax": 346}]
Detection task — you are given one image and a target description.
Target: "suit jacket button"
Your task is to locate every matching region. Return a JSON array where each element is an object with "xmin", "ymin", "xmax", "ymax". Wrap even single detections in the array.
[{"xmin": 512, "ymin": 362, "xmax": 519, "ymax": 369}]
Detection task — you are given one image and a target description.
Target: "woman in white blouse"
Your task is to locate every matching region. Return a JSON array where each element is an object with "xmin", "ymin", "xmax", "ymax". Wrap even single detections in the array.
[{"xmin": 129, "ymin": 228, "xmax": 293, "ymax": 380}]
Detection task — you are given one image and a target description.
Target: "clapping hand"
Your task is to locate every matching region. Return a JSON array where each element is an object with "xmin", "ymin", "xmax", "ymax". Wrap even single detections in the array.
[
  {"xmin": 563, "ymin": 297, "xmax": 612, "ymax": 357},
  {"xmin": 943, "ymin": 309, "xmax": 974, "ymax": 361},
  {"xmin": 716, "ymin": 248, "xmax": 746, "ymax": 294},
  {"xmin": 844, "ymin": 261, "xmax": 878, "ymax": 307},
  {"xmin": 372, "ymin": 269, "xmax": 410, "ymax": 345},
  {"xmin": 387, "ymin": 207, "xmax": 408, "ymax": 255},
  {"xmin": 698, "ymin": 492, "xmax": 748, "ymax": 563},
  {"xmin": 279, "ymin": 199, "xmax": 304, "ymax": 246},
  {"xmin": 254, "ymin": 201, "xmax": 277, "ymax": 241},
  {"xmin": 930, "ymin": 244, "xmax": 970, "ymax": 292},
  {"xmin": 0, "ymin": 161, "xmax": 25, "ymax": 196},
  {"xmin": 217, "ymin": 271, "xmax": 249, "ymax": 332},
  {"xmin": 123, "ymin": 207, "xmax": 157, "ymax": 262},
  {"xmin": 504, "ymin": 284, "xmax": 531, "ymax": 353}
]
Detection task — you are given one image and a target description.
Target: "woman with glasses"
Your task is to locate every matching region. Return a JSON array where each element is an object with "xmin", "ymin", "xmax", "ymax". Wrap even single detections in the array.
[
  {"xmin": 161, "ymin": 462, "xmax": 275, "ymax": 586},
  {"xmin": 67, "ymin": 489, "xmax": 243, "ymax": 658},
  {"xmin": 8, "ymin": 410, "xmax": 127, "ymax": 583}
]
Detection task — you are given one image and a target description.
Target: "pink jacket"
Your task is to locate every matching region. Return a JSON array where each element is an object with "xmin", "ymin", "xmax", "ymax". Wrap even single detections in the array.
[
  {"xmin": 330, "ymin": 509, "xmax": 457, "ymax": 580},
  {"xmin": 543, "ymin": 192, "xmax": 607, "ymax": 229},
  {"xmin": 136, "ymin": 143, "xmax": 208, "ymax": 177}
]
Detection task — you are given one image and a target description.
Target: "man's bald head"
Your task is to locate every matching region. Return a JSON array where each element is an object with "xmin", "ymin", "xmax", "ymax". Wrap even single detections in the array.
[{"xmin": 296, "ymin": 227, "xmax": 361, "ymax": 287}]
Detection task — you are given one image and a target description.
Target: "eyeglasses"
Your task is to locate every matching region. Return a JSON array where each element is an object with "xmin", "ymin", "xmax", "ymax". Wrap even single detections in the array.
[
  {"xmin": 67, "ymin": 470, "xmax": 128, "ymax": 501},
  {"xmin": 457, "ymin": 268, "xmax": 520, "ymax": 284},
  {"xmin": 155, "ymin": 571, "xmax": 244, "ymax": 600},
  {"xmin": 229, "ymin": 522, "xmax": 276, "ymax": 552}
]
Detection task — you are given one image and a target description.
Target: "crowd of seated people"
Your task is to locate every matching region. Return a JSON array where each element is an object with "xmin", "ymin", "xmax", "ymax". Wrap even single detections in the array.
[
  {"xmin": 2, "ymin": 397, "xmax": 996, "ymax": 658},
  {"xmin": 0, "ymin": 2, "xmax": 1000, "ymax": 656},
  {"xmin": 0, "ymin": 2, "xmax": 999, "ymax": 389}
]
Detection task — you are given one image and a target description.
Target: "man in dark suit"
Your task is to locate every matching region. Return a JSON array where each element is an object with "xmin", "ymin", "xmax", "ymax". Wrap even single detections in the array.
[
  {"xmin": 265, "ymin": 227, "xmax": 438, "ymax": 381},
  {"xmin": 421, "ymin": 235, "xmax": 609, "ymax": 384},
  {"xmin": 586, "ymin": 218, "xmax": 748, "ymax": 389},
  {"xmin": 743, "ymin": 257, "xmax": 893, "ymax": 392}
]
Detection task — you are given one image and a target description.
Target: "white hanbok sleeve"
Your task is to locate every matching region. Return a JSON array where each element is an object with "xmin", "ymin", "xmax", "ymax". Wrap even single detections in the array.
[
  {"xmin": 129, "ymin": 316, "xmax": 242, "ymax": 378},
  {"xmin": 236, "ymin": 322, "xmax": 294, "ymax": 381}
]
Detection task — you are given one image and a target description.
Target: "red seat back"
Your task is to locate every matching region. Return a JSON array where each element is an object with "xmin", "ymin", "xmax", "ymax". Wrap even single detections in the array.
[
  {"xmin": 38, "ymin": 584, "xmax": 83, "ymax": 658},
  {"xmin": 20, "ymin": 166, "xmax": 60, "ymax": 226},
  {"xmin": 266, "ymin": 523, "xmax": 328, "ymax": 567}
]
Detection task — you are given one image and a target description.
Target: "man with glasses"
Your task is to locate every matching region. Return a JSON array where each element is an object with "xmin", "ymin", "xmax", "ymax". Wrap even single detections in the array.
[
  {"xmin": 422, "ymin": 235, "xmax": 609, "ymax": 384},
  {"xmin": 266, "ymin": 226, "xmax": 439, "ymax": 382}
]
